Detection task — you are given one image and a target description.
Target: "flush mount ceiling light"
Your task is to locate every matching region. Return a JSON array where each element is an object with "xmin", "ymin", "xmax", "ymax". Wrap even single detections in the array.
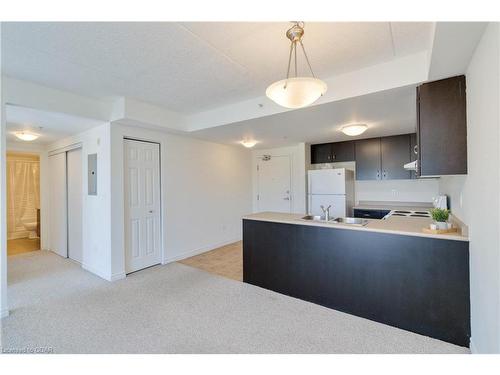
[
  {"xmin": 14, "ymin": 131, "xmax": 40, "ymax": 141},
  {"xmin": 341, "ymin": 124, "xmax": 368, "ymax": 137},
  {"xmin": 240, "ymin": 139, "xmax": 258, "ymax": 148},
  {"xmin": 266, "ymin": 22, "xmax": 327, "ymax": 109}
]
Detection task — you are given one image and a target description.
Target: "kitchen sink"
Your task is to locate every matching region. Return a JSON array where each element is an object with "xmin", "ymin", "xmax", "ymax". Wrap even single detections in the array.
[
  {"xmin": 332, "ymin": 217, "xmax": 369, "ymax": 226},
  {"xmin": 301, "ymin": 215, "xmax": 324, "ymax": 221}
]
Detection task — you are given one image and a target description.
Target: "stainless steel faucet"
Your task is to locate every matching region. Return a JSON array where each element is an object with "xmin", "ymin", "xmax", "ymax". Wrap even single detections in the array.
[{"xmin": 320, "ymin": 205, "xmax": 332, "ymax": 221}]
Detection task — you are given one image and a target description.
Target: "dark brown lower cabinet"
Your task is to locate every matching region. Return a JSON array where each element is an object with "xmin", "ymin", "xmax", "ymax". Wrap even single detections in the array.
[{"xmin": 243, "ymin": 219, "xmax": 470, "ymax": 347}]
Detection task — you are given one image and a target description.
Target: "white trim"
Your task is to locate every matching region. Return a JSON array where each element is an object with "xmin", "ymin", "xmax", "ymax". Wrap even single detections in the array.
[
  {"xmin": 48, "ymin": 142, "xmax": 83, "ymax": 156},
  {"xmin": 110, "ymin": 272, "xmax": 126, "ymax": 281},
  {"xmin": 1, "ymin": 307, "xmax": 9, "ymax": 319},
  {"xmin": 81, "ymin": 263, "xmax": 112, "ymax": 282},
  {"xmin": 163, "ymin": 238, "xmax": 241, "ymax": 264}
]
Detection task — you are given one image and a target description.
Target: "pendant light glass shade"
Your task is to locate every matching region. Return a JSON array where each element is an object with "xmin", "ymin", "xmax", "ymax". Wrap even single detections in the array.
[
  {"xmin": 14, "ymin": 131, "xmax": 39, "ymax": 141},
  {"xmin": 341, "ymin": 124, "xmax": 368, "ymax": 136},
  {"xmin": 266, "ymin": 77, "xmax": 327, "ymax": 109},
  {"xmin": 266, "ymin": 22, "xmax": 327, "ymax": 109}
]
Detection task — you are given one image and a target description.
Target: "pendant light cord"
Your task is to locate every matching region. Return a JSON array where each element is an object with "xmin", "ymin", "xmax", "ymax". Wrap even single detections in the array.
[{"xmin": 283, "ymin": 24, "xmax": 316, "ymax": 89}]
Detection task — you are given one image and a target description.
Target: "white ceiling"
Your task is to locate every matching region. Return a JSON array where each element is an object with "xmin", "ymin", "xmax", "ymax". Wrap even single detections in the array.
[
  {"xmin": 191, "ymin": 84, "xmax": 417, "ymax": 149},
  {"xmin": 5, "ymin": 105, "xmax": 106, "ymax": 145},
  {"xmin": 2, "ymin": 22, "xmax": 433, "ymax": 114}
]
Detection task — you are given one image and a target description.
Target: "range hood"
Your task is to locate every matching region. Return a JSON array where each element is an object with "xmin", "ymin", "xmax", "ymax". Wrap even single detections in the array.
[{"xmin": 404, "ymin": 160, "xmax": 418, "ymax": 171}]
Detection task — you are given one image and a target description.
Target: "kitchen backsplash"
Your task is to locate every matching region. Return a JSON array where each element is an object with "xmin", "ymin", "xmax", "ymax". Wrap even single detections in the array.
[{"xmin": 309, "ymin": 161, "xmax": 439, "ymax": 204}]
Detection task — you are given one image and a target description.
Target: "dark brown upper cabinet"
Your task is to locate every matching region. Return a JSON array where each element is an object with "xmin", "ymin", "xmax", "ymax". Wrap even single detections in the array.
[
  {"xmin": 355, "ymin": 138, "xmax": 382, "ymax": 180},
  {"xmin": 417, "ymin": 75, "xmax": 467, "ymax": 176},
  {"xmin": 310, "ymin": 143, "xmax": 333, "ymax": 164},
  {"xmin": 410, "ymin": 133, "xmax": 418, "ymax": 179},
  {"xmin": 310, "ymin": 141, "xmax": 355, "ymax": 164},
  {"xmin": 331, "ymin": 141, "xmax": 355, "ymax": 162},
  {"xmin": 380, "ymin": 135, "xmax": 412, "ymax": 180}
]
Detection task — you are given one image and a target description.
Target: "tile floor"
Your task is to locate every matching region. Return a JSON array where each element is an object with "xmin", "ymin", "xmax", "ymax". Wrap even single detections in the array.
[{"xmin": 178, "ymin": 241, "xmax": 242, "ymax": 281}]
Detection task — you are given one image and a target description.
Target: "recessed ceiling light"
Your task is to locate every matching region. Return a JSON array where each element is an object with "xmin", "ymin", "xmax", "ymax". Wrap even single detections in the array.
[
  {"xmin": 240, "ymin": 139, "xmax": 258, "ymax": 148},
  {"xmin": 341, "ymin": 124, "xmax": 368, "ymax": 137},
  {"xmin": 14, "ymin": 131, "xmax": 40, "ymax": 141}
]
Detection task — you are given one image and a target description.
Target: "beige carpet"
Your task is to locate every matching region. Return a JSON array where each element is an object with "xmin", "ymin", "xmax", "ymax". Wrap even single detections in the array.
[{"xmin": 1, "ymin": 251, "xmax": 469, "ymax": 354}]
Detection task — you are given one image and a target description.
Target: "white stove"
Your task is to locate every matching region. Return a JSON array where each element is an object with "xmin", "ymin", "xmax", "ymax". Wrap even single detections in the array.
[{"xmin": 385, "ymin": 210, "xmax": 431, "ymax": 219}]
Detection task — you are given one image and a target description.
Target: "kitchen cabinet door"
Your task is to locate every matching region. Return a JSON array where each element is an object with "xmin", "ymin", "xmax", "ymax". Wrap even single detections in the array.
[
  {"xmin": 410, "ymin": 133, "xmax": 418, "ymax": 179},
  {"xmin": 331, "ymin": 141, "xmax": 355, "ymax": 162},
  {"xmin": 381, "ymin": 134, "xmax": 412, "ymax": 180},
  {"xmin": 311, "ymin": 143, "xmax": 333, "ymax": 164},
  {"xmin": 355, "ymin": 138, "xmax": 381, "ymax": 180},
  {"xmin": 417, "ymin": 75, "xmax": 467, "ymax": 176}
]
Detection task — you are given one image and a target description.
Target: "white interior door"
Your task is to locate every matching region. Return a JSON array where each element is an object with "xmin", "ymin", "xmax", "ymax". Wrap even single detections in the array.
[
  {"xmin": 49, "ymin": 153, "xmax": 67, "ymax": 257},
  {"xmin": 67, "ymin": 148, "xmax": 83, "ymax": 263},
  {"xmin": 257, "ymin": 155, "xmax": 291, "ymax": 213},
  {"xmin": 124, "ymin": 140, "xmax": 161, "ymax": 274}
]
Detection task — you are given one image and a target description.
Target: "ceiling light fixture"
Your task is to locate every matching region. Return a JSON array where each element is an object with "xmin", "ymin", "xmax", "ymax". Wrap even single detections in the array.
[
  {"xmin": 266, "ymin": 22, "xmax": 327, "ymax": 109},
  {"xmin": 14, "ymin": 131, "xmax": 40, "ymax": 141},
  {"xmin": 341, "ymin": 124, "xmax": 368, "ymax": 137},
  {"xmin": 240, "ymin": 139, "xmax": 258, "ymax": 148}
]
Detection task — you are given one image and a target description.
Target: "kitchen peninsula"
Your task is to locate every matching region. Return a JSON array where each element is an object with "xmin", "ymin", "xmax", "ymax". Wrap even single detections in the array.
[{"xmin": 242, "ymin": 212, "xmax": 470, "ymax": 347}]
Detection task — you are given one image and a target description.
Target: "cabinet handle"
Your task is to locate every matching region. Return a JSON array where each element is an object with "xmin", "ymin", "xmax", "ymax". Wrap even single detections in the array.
[
  {"xmin": 414, "ymin": 145, "xmax": 418, "ymax": 155},
  {"xmin": 376, "ymin": 170, "xmax": 380, "ymax": 179},
  {"xmin": 332, "ymin": 153, "xmax": 336, "ymax": 160},
  {"xmin": 382, "ymin": 170, "xmax": 387, "ymax": 179}
]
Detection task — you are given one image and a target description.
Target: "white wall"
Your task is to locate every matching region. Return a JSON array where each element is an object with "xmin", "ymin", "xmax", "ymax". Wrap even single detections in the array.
[
  {"xmin": 48, "ymin": 123, "xmax": 113, "ymax": 281},
  {"xmin": 355, "ymin": 179, "xmax": 439, "ymax": 203},
  {"xmin": 0, "ymin": 24, "xmax": 8, "ymax": 318},
  {"xmin": 438, "ymin": 23, "xmax": 500, "ymax": 353},
  {"xmin": 251, "ymin": 144, "xmax": 307, "ymax": 214},
  {"xmin": 110, "ymin": 123, "xmax": 252, "ymax": 277}
]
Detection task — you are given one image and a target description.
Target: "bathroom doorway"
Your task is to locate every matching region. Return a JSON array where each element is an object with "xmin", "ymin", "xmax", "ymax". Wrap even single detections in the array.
[{"xmin": 6, "ymin": 152, "xmax": 41, "ymax": 256}]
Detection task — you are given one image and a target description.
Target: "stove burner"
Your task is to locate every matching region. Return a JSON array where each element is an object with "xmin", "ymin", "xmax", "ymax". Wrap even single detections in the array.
[
  {"xmin": 409, "ymin": 214, "xmax": 430, "ymax": 217},
  {"xmin": 394, "ymin": 210, "xmax": 411, "ymax": 214}
]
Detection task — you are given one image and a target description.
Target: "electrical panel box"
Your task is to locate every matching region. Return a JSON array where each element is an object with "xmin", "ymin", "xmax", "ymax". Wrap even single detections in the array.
[{"xmin": 88, "ymin": 153, "xmax": 97, "ymax": 195}]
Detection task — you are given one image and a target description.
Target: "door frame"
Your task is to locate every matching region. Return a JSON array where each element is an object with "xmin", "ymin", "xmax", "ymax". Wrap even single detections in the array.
[
  {"xmin": 255, "ymin": 154, "xmax": 292, "ymax": 213},
  {"xmin": 48, "ymin": 143, "xmax": 83, "ymax": 260},
  {"xmin": 122, "ymin": 137, "xmax": 164, "ymax": 274}
]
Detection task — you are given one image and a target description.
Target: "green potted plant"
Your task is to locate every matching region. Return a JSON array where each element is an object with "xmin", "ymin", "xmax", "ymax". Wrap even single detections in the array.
[{"xmin": 430, "ymin": 208, "xmax": 450, "ymax": 230}]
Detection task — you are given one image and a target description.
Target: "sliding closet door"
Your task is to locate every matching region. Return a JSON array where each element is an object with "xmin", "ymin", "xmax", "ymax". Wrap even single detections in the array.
[
  {"xmin": 49, "ymin": 153, "xmax": 67, "ymax": 257},
  {"xmin": 67, "ymin": 148, "xmax": 83, "ymax": 263}
]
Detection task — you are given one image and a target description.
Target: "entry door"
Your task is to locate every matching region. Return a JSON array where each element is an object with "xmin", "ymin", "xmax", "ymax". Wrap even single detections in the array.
[
  {"xmin": 67, "ymin": 148, "xmax": 83, "ymax": 263},
  {"xmin": 257, "ymin": 155, "xmax": 292, "ymax": 213},
  {"xmin": 49, "ymin": 153, "xmax": 67, "ymax": 257},
  {"xmin": 124, "ymin": 140, "xmax": 161, "ymax": 274}
]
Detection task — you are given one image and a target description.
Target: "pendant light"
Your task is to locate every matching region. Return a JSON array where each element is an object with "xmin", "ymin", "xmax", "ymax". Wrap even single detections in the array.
[
  {"xmin": 14, "ymin": 131, "xmax": 39, "ymax": 141},
  {"xmin": 266, "ymin": 22, "xmax": 327, "ymax": 109}
]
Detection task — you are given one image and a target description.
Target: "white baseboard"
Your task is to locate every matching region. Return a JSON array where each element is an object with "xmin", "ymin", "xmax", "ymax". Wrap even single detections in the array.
[
  {"xmin": 82, "ymin": 263, "xmax": 112, "ymax": 281},
  {"xmin": 163, "ymin": 237, "xmax": 241, "ymax": 264},
  {"xmin": 110, "ymin": 272, "xmax": 126, "ymax": 281},
  {"xmin": 1, "ymin": 308, "xmax": 9, "ymax": 319}
]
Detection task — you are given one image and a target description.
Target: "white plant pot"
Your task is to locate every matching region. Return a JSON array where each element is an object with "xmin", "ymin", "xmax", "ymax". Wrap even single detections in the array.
[{"xmin": 435, "ymin": 221, "xmax": 448, "ymax": 230}]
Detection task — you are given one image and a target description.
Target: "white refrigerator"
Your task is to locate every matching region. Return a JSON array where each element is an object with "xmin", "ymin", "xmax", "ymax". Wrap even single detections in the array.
[{"xmin": 307, "ymin": 168, "xmax": 355, "ymax": 218}]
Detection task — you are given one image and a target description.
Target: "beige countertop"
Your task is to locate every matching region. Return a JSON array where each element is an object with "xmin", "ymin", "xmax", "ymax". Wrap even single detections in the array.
[{"xmin": 243, "ymin": 212, "xmax": 469, "ymax": 242}]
